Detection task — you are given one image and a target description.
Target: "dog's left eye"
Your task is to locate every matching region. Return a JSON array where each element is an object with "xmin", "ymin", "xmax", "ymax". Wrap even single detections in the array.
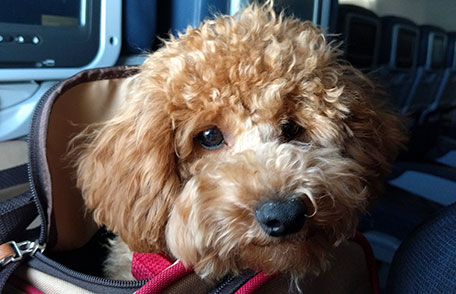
[
  {"xmin": 196, "ymin": 127, "xmax": 225, "ymax": 149},
  {"xmin": 280, "ymin": 120, "xmax": 303, "ymax": 141}
]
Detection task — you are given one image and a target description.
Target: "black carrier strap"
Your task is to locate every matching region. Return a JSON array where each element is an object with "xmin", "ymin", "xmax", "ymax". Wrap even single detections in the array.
[
  {"xmin": 0, "ymin": 164, "xmax": 41, "ymax": 291},
  {"xmin": 0, "ymin": 164, "xmax": 28, "ymax": 191},
  {"xmin": 0, "ymin": 163, "xmax": 37, "ymax": 244},
  {"xmin": 0, "ymin": 191, "xmax": 37, "ymax": 244},
  {"xmin": 0, "ymin": 261, "xmax": 21, "ymax": 293}
]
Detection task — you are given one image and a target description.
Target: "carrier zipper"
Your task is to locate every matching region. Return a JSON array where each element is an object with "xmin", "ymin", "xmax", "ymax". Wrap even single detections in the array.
[
  {"xmin": 27, "ymin": 81, "xmax": 61, "ymax": 245},
  {"xmin": 210, "ymin": 275, "xmax": 236, "ymax": 294},
  {"xmin": 208, "ymin": 270, "xmax": 259, "ymax": 294},
  {"xmin": 31, "ymin": 252, "xmax": 147, "ymax": 288}
]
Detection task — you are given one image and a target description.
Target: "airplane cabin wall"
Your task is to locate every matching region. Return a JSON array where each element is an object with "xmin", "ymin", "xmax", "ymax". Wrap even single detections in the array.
[{"xmin": 339, "ymin": 0, "xmax": 456, "ymax": 31}]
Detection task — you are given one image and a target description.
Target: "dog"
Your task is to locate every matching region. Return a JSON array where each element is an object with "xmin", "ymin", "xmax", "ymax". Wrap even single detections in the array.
[{"xmin": 75, "ymin": 1, "xmax": 404, "ymax": 283}]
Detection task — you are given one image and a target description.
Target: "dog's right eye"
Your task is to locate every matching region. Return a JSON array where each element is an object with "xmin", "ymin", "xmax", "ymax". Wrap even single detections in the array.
[
  {"xmin": 196, "ymin": 127, "xmax": 225, "ymax": 150},
  {"xmin": 280, "ymin": 120, "xmax": 304, "ymax": 142}
]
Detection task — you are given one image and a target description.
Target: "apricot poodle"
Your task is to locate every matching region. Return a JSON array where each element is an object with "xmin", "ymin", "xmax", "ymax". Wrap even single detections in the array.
[{"xmin": 75, "ymin": 1, "xmax": 404, "ymax": 282}]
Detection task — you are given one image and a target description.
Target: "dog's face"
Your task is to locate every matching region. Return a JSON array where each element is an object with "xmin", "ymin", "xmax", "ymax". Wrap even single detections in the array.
[{"xmin": 76, "ymin": 3, "xmax": 404, "ymax": 279}]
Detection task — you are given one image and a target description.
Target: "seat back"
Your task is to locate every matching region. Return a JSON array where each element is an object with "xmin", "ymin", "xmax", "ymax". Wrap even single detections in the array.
[
  {"xmin": 169, "ymin": 0, "xmax": 230, "ymax": 35},
  {"xmin": 407, "ymin": 25, "xmax": 447, "ymax": 117},
  {"xmin": 436, "ymin": 32, "xmax": 456, "ymax": 111},
  {"xmin": 377, "ymin": 16, "xmax": 420, "ymax": 114},
  {"xmin": 337, "ymin": 4, "xmax": 381, "ymax": 70}
]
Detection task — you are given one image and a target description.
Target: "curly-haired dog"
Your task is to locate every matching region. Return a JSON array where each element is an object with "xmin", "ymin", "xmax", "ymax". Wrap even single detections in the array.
[{"xmin": 75, "ymin": 2, "xmax": 404, "ymax": 282}]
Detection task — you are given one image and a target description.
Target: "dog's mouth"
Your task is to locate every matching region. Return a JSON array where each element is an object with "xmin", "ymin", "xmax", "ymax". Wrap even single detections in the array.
[
  {"xmin": 249, "ymin": 233, "xmax": 307, "ymax": 248},
  {"xmin": 248, "ymin": 224, "xmax": 323, "ymax": 247}
]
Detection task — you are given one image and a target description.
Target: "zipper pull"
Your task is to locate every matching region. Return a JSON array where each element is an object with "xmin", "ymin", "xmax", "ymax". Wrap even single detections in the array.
[{"xmin": 0, "ymin": 240, "xmax": 45, "ymax": 267}]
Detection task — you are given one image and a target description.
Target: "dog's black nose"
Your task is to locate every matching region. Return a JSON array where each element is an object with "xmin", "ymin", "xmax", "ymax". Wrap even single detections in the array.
[{"xmin": 255, "ymin": 198, "xmax": 307, "ymax": 237}]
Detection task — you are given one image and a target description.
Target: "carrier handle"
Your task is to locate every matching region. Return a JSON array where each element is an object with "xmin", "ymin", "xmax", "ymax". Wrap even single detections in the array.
[{"xmin": 0, "ymin": 240, "xmax": 45, "ymax": 267}]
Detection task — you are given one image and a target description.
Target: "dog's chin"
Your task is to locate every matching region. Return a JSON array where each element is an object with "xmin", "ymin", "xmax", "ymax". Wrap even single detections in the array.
[
  {"xmin": 253, "ymin": 236, "xmax": 337, "ymax": 274},
  {"xmin": 190, "ymin": 229, "xmax": 341, "ymax": 281}
]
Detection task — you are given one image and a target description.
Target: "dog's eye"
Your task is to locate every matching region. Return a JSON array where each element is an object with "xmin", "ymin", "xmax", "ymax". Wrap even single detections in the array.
[
  {"xmin": 196, "ymin": 127, "xmax": 225, "ymax": 149},
  {"xmin": 280, "ymin": 121, "xmax": 303, "ymax": 141}
]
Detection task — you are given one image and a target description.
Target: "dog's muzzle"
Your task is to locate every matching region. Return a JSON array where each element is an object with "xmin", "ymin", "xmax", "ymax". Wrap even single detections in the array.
[{"xmin": 255, "ymin": 197, "xmax": 307, "ymax": 237}]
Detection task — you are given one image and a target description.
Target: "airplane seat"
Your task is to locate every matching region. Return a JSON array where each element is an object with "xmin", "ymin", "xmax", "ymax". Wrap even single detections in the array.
[
  {"xmin": 430, "ymin": 32, "xmax": 456, "ymax": 125},
  {"xmin": 121, "ymin": 0, "xmax": 157, "ymax": 54},
  {"xmin": 410, "ymin": 25, "xmax": 447, "ymax": 119},
  {"xmin": 422, "ymin": 32, "xmax": 456, "ymax": 167},
  {"xmin": 376, "ymin": 16, "xmax": 420, "ymax": 114},
  {"xmin": 420, "ymin": 32, "xmax": 456, "ymax": 123},
  {"xmin": 386, "ymin": 202, "xmax": 456, "ymax": 293},
  {"xmin": 437, "ymin": 32, "xmax": 456, "ymax": 113},
  {"xmin": 440, "ymin": 33, "xmax": 456, "ymax": 143},
  {"xmin": 168, "ymin": 0, "xmax": 231, "ymax": 36},
  {"xmin": 376, "ymin": 22, "xmax": 456, "ymax": 213},
  {"xmin": 336, "ymin": 4, "xmax": 381, "ymax": 71},
  {"xmin": 403, "ymin": 25, "xmax": 448, "ymax": 158}
]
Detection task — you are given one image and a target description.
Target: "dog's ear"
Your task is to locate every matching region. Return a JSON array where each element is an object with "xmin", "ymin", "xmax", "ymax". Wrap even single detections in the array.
[
  {"xmin": 340, "ymin": 68, "xmax": 406, "ymax": 195},
  {"xmin": 75, "ymin": 80, "xmax": 179, "ymax": 253}
]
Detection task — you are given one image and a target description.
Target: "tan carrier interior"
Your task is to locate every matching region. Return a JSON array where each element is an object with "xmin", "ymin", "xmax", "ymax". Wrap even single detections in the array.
[{"xmin": 45, "ymin": 75, "xmax": 133, "ymax": 251}]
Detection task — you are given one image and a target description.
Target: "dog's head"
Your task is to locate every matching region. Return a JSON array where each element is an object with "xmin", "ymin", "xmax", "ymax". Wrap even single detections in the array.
[{"xmin": 76, "ymin": 2, "xmax": 404, "ymax": 279}]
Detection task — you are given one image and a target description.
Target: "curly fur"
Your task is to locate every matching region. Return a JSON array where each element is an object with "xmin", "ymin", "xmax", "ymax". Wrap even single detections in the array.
[{"xmin": 75, "ymin": 1, "xmax": 405, "ymax": 281}]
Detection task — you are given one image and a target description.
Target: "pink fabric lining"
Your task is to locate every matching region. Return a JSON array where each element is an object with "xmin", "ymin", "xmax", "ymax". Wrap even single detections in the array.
[
  {"xmin": 135, "ymin": 261, "xmax": 193, "ymax": 294},
  {"xmin": 132, "ymin": 252, "xmax": 174, "ymax": 280},
  {"xmin": 7, "ymin": 275, "xmax": 45, "ymax": 294}
]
